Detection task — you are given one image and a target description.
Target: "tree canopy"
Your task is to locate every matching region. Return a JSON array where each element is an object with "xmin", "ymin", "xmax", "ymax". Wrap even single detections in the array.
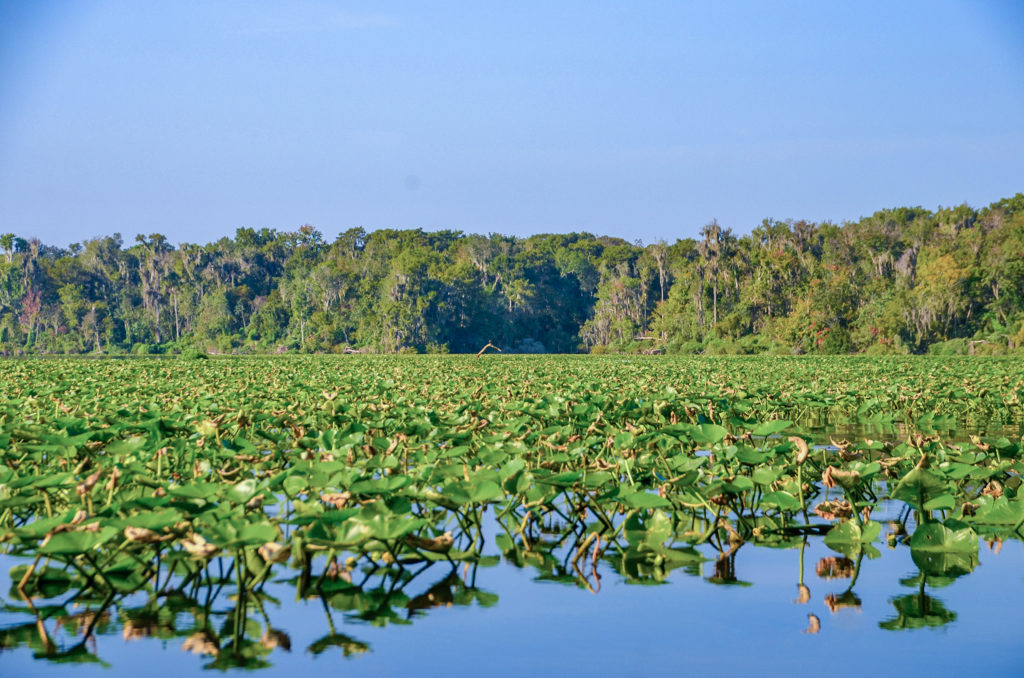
[{"xmin": 2, "ymin": 194, "xmax": 1022, "ymax": 356}]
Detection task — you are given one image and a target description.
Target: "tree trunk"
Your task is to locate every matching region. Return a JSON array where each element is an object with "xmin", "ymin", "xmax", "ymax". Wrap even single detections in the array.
[
  {"xmin": 713, "ymin": 276, "xmax": 718, "ymax": 326},
  {"xmin": 173, "ymin": 291, "xmax": 180, "ymax": 341},
  {"xmin": 696, "ymin": 290, "xmax": 704, "ymax": 332}
]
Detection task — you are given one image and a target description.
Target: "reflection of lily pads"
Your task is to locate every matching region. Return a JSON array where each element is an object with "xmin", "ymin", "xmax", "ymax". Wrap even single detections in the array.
[
  {"xmin": 816, "ymin": 556, "xmax": 855, "ymax": 579},
  {"xmin": 910, "ymin": 549, "xmax": 978, "ymax": 578},
  {"xmin": 879, "ymin": 593, "xmax": 956, "ymax": 630},
  {"xmin": 898, "ymin": 572, "xmax": 958, "ymax": 589},
  {"xmin": 704, "ymin": 550, "xmax": 752, "ymax": 587},
  {"xmin": 620, "ymin": 543, "xmax": 705, "ymax": 583},
  {"xmin": 36, "ymin": 643, "xmax": 110, "ymax": 667},
  {"xmin": 824, "ymin": 591, "xmax": 862, "ymax": 613},
  {"xmin": 823, "ymin": 520, "xmax": 880, "ymax": 557},
  {"xmin": 307, "ymin": 633, "xmax": 370, "ymax": 657},
  {"xmin": 8, "ymin": 566, "xmax": 77, "ymax": 599}
]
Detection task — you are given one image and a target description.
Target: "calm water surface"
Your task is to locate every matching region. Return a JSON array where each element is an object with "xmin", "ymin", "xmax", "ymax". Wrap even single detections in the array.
[{"xmin": 2, "ymin": 510, "xmax": 1021, "ymax": 677}]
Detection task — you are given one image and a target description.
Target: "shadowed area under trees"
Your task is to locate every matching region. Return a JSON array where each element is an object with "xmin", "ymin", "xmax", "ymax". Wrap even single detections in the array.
[{"xmin": 0, "ymin": 194, "xmax": 1022, "ymax": 356}]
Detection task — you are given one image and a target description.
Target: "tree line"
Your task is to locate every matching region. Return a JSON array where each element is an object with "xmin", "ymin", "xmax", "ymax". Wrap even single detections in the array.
[{"xmin": 1, "ymin": 193, "xmax": 1022, "ymax": 356}]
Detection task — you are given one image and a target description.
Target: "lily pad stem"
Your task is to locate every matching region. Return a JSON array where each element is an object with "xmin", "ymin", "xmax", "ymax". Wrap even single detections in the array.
[
  {"xmin": 697, "ymin": 507, "xmax": 723, "ymax": 545},
  {"xmin": 796, "ymin": 465, "xmax": 810, "ymax": 524}
]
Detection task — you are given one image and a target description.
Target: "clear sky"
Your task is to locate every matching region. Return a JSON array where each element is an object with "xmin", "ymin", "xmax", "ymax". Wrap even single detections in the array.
[{"xmin": 1, "ymin": 0, "xmax": 1022, "ymax": 247}]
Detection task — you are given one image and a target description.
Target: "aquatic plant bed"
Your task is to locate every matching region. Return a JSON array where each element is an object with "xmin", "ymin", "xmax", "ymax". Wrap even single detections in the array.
[{"xmin": 1, "ymin": 355, "xmax": 1023, "ymax": 675}]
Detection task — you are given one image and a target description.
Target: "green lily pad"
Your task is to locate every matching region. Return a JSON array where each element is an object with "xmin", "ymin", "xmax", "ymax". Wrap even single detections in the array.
[
  {"xmin": 751, "ymin": 420, "xmax": 792, "ymax": 436},
  {"xmin": 824, "ymin": 520, "xmax": 881, "ymax": 552},
  {"xmin": 760, "ymin": 491, "xmax": 802, "ymax": 512},
  {"xmin": 909, "ymin": 520, "xmax": 978, "ymax": 553},
  {"xmin": 38, "ymin": 526, "xmax": 119, "ymax": 555}
]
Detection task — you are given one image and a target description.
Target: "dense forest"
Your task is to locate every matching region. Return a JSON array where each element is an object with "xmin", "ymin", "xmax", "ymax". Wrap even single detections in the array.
[{"xmin": 1, "ymin": 194, "xmax": 1022, "ymax": 356}]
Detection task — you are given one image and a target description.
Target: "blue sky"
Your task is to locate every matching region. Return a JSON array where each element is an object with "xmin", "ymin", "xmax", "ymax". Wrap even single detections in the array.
[{"xmin": 0, "ymin": 0, "xmax": 1022, "ymax": 247}]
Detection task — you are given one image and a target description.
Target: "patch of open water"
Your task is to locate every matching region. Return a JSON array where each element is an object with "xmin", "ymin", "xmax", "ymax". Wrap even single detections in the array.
[{"xmin": 2, "ymin": 504, "xmax": 1021, "ymax": 677}]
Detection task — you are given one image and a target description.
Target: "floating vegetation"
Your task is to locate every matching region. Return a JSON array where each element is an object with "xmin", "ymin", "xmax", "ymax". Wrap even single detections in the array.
[{"xmin": 0, "ymin": 355, "xmax": 1022, "ymax": 668}]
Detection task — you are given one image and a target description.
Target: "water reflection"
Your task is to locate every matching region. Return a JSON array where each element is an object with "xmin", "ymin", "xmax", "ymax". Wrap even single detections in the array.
[
  {"xmin": 2, "ymin": 554, "xmax": 496, "ymax": 668},
  {"xmin": 3, "ymin": 523, "xmax": 1008, "ymax": 671},
  {"xmin": 1, "ymin": 497, "xmax": 1020, "ymax": 670},
  {"xmin": 880, "ymin": 580, "xmax": 957, "ymax": 631}
]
